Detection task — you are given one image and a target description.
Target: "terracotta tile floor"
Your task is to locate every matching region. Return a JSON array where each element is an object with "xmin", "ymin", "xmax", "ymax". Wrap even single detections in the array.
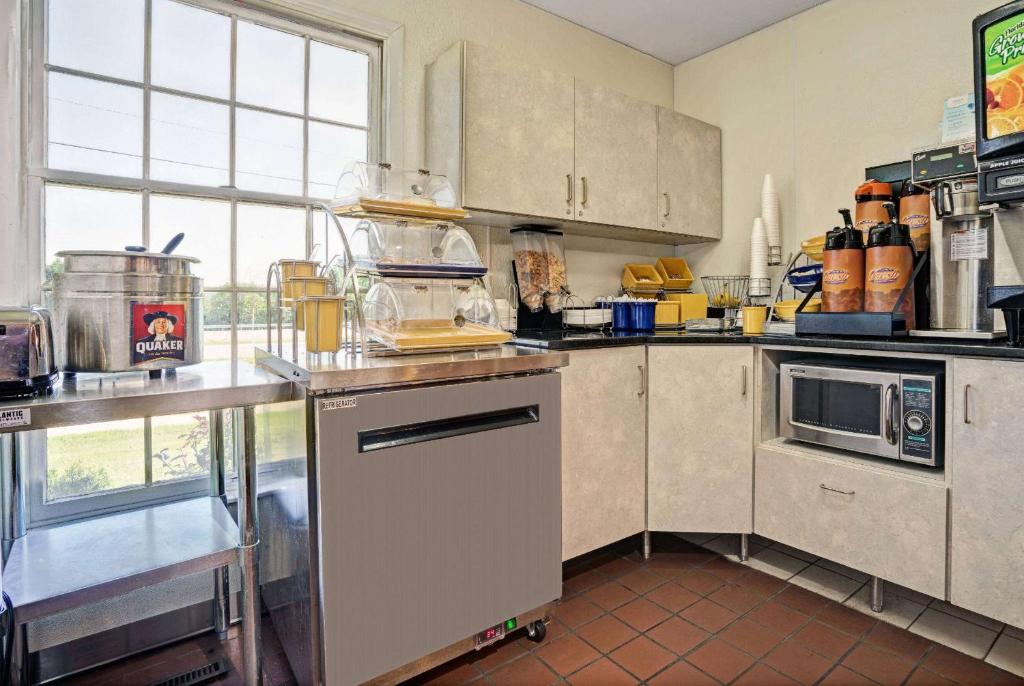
[
  {"xmin": 405, "ymin": 534, "xmax": 1024, "ymax": 686},
  {"xmin": 58, "ymin": 615, "xmax": 294, "ymax": 686}
]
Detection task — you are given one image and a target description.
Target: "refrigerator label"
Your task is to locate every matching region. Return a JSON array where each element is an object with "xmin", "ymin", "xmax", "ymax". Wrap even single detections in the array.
[
  {"xmin": 322, "ymin": 397, "xmax": 358, "ymax": 411},
  {"xmin": 950, "ymin": 229, "xmax": 989, "ymax": 261},
  {"xmin": 0, "ymin": 409, "xmax": 30, "ymax": 429}
]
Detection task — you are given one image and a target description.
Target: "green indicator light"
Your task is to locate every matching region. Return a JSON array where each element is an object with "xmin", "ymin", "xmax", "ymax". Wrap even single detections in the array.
[{"xmin": 506, "ymin": 618, "xmax": 517, "ymax": 631}]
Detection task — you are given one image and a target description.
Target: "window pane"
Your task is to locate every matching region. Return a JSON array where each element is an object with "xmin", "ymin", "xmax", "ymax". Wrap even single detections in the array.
[
  {"xmin": 151, "ymin": 0, "xmax": 230, "ymax": 99},
  {"xmin": 48, "ymin": 73, "xmax": 143, "ymax": 177},
  {"xmin": 45, "ymin": 185, "xmax": 141, "ymax": 278},
  {"xmin": 309, "ymin": 41, "xmax": 369, "ymax": 126},
  {"xmin": 236, "ymin": 21, "xmax": 304, "ymax": 114},
  {"xmin": 46, "ymin": 420, "xmax": 145, "ymax": 500},
  {"xmin": 236, "ymin": 203, "xmax": 306, "ymax": 286},
  {"xmin": 256, "ymin": 402, "xmax": 305, "ymax": 464},
  {"xmin": 150, "ymin": 93, "xmax": 230, "ymax": 187},
  {"xmin": 236, "ymin": 109, "xmax": 304, "ymax": 195},
  {"xmin": 203, "ymin": 291, "xmax": 233, "ymax": 362},
  {"xmin": 151, "ymin": 413, "xmax": 211, "ymax": 483},
  {"xmin": 48, "ymin": 0, "xmax": 144, "ymax": 81},
  {"xmin": 150, "ymin": 195, "xmax": 230, "ymax": 286},
  {"xmin": 308, "ymin": 122, "xmax": 366, "ymax": 198},
  {"xmin": 236, "ymin": 292, "xmax": 294, "ymax": 362}
]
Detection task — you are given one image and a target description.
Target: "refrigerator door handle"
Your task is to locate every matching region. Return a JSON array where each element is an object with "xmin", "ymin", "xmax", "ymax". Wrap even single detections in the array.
[{"xmin": 358, "ymin": 405, "xmax": 540, "ymax": 453}]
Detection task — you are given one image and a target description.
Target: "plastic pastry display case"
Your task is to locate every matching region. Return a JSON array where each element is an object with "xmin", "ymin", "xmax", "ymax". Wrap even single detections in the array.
[
  {"xmin": 349, "ymin": 218, "xmax": 487, "ymax": 278},
  {"xmin": 362, "ymin": 278, "xmax": 512, "ymax": 352},
  {"xmin": 331, "ymin": 162, "xmax": 467, "ymax": 221}
]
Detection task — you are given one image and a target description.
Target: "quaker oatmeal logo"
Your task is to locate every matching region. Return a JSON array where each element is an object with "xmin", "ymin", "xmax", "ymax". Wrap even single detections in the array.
[
  {"xmin": 869, "ymin": 266, "xmax": 901, "ymax": 285},
  {"xmin": 131, "ymin": 303, "xmax": 187, "ymax": 366},
  {"xmin": 823, "ymin": 269, "xmax": 850, "ymax": 286}
]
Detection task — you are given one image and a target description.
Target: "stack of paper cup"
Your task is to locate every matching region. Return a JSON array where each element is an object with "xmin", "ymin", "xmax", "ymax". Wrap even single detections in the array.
[
  {"xmin": 749, "ymin": 217, "xmax": 771, "ymax": 297},
  {"xmin": 762, "ymin": 174, "xmax": 782, "ymax": 265}
]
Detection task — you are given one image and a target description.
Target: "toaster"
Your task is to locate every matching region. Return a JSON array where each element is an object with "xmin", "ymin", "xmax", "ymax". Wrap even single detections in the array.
[{"xmin": 0, "ymin": 307, "xmax": 58, "ymax": 398}]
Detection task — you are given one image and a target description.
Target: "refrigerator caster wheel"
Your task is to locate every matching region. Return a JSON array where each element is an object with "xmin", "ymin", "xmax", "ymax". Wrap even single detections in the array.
[{"xmin": 526, "ymin": 620, "xmax": 546, "ymax": 643}]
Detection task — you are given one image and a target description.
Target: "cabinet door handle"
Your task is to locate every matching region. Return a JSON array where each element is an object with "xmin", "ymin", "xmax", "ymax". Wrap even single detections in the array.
[
  {"xmin": 566, "ymin": 174, "xmax": 573, "ymax": 204},
  {"xmin": 964, "ymin": 384, "xmax": 972, "ymax": 424},
  {"xmin": 741, "ymin": 365, "xmax": 748, "ymax": 396},
  {"xmin": 638, "ymin": 364, "xmax": 646, "ymax": 397},
  {"xmin": 820, "ymin": 483, "xmax": 855, "ymax": 496},
  {"xmin": 663, "ymin": 192, "xmax": 671, "ymax": 218},
  {"xmin": 581, "ymin": 176, "xmax": 588, "ymax": 207}
]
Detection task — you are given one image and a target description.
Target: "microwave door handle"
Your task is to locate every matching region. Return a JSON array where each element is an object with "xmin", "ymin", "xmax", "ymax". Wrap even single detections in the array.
[{"xmin": 884, "ymin": 383, "xmax": 899, "ymax": 445}]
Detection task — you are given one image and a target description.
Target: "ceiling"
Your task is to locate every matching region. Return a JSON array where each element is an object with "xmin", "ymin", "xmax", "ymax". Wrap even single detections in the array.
[{"xmin": 522, "ymin": 0, "xmax": 830, "ymax": 65}]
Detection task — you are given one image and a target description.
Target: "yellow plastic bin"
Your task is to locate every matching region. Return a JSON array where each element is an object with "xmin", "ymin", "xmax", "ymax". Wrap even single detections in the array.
[
  {"xmin": 622, "ymin": 264, "xmax": 664, "ymax": 292},
  {"xmin": 655, "ymin": 301, "xmax": 681, "ymax": 326},
  {"xmin": 655, "ymin": 257, "xmax": 694, "ymax": 290},
  {"xmin": 665, "ymin": 293, "xmax": 708, "ymax": 323}
]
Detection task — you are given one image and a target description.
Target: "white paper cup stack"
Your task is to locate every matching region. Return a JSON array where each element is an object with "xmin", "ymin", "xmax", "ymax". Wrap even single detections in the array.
[
  {"xmin": 762, "ymin": 174, "xmax": 782, "ymax": 265},
  {"xmin": 749, "ymin": 217, "xmax": 771, "ymax": 297}
]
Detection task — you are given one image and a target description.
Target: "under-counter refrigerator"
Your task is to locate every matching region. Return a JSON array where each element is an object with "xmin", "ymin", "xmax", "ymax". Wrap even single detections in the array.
[{"xmin": 256, "ymin": 351, "xmax": 564, "ymax": 686}]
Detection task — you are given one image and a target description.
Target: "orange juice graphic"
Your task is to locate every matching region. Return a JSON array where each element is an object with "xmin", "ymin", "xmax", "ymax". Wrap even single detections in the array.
[{"xmin": 985, "ymin": 15, "xmax": 1024, "ymax": 138}]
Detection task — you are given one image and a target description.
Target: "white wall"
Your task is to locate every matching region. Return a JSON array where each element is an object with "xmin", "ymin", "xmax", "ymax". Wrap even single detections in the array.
[{"xmin": 673, "ymin": 0, "xmax": 1003, "ymax": 280}]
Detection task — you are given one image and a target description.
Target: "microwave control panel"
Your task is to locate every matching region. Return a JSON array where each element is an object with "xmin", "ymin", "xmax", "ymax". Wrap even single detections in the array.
[{"xmin": 900, "ymin": 376, "xmax": 940, "ymax": 465}]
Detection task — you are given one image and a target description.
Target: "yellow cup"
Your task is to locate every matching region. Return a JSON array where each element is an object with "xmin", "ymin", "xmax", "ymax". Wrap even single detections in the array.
[
  {"xmin": 742, "ymin": 306, "xmax": 767, "ymax": 335},
  {"xmin": 301, "ymin": 296, "xmax": 345, "ymax": 353}
]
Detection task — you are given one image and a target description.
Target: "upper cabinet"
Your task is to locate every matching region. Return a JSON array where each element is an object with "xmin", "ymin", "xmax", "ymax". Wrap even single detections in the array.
[
  {"xmin": 426, "ymin": 42, "xmax": 722, "ymax": 243},
  {"xmin": 573, "ymin": 81, "xmax": 658, "ymax": 229},
  {"xmin": 427, "ymin": 42, "xmax": 575, "ymax": 220},
  {"xmin": 658, "ymin": 109, "xmax": 723, "ymax": 239}
]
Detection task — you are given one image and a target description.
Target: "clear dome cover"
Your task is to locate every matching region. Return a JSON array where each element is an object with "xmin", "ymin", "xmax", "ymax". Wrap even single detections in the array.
[
  {"xmin": 334, "ymin": 161, "xmax": 456, "ymax": 208},
  {"xmin": 350, "ymin": 219, "xmax": 485, "ymax": 277},
  {"xmin": 361, "ymin": 278, "xmax": 509, "ymax": 351}
]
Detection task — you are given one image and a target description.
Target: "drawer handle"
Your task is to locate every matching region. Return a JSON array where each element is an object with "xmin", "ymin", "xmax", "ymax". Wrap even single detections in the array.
[{"xmin": 820, "ymin": 483, "xmax": 855, "ymax": 496}]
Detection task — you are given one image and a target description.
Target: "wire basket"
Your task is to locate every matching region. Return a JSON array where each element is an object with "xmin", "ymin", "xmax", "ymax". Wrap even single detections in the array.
[{"xmin": 701, "ymin": 276, "xmax": 750, "ymax": 311}]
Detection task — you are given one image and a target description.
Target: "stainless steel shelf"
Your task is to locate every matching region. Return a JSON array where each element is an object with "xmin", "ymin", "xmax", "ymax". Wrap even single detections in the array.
[
  {"xmin": 256, "ymin": 345, "xmax": 569, "ymax": 393},
  {"xmin": 4, "ymin": 496, "xmax": 239, "ymax": 625},
  {"xmin": 0, "ymin": 361, "xmax": 295, "ymax": 434}
]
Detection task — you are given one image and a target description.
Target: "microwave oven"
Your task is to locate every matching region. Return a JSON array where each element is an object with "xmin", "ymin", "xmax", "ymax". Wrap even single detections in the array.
[{"xmin": 779, "ymin": 359, "xmax": 943, "ymax": 467}]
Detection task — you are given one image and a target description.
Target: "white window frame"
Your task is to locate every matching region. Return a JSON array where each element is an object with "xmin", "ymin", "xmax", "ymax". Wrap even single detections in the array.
[{"xmin": 18, "ymin": 0, "xmax": 404, "ymax": 525}]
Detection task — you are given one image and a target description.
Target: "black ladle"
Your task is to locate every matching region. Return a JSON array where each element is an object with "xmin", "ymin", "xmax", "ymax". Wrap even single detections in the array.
[{"xmin": 125, "ymin": 232, "xmax": 185, "ymax": 255}]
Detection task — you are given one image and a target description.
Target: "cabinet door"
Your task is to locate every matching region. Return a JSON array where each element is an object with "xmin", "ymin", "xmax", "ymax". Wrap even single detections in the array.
[
  {"xmin": 951, "ymin": 358, "xmax": 1024, "ymax": 628},
  {"xmin": 574, "ymin": 81, "xmax": 658, "ymax": 230},
  {"xmin": 657, "ymin": 108, "xmax": 722, "ymax": 239},
  {"xmin": 462, "ymin": 43, "xmax": 575, "ymax": 220},
  {"xmin": 648, "ymin": 346, "xmax": 754, "ymax": 533},
  {"xmin": 561, "ymin": 347, "xmax": 646, "ymax": 561}
]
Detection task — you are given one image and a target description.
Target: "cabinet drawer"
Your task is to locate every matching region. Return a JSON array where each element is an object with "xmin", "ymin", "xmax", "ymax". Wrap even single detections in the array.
[{"xmin": 755, "ymin": 442, "xmax": 947, "ymax": 598}]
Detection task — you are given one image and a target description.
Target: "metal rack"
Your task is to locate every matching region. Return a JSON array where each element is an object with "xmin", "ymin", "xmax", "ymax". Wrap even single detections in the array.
[
  {"xmin": 264, "ymin": 200, "xmax": 505, "ymax": 358},
  {"xmin": 0, "ymin": 362, "xmax": 293, "ymax": 685}
]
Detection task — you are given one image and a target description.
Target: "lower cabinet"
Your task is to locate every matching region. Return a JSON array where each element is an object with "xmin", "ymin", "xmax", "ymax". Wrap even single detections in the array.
[
  {"xmin": 950, "ymin": 358, "xmax": 1024, "ymax": 628},
  {"xmin": 755, "ymin": 442, "xmax": 947, "ymax": 598},
  {"xmin": 560, "ymin": 347, "xmax": 647, "ymax": 561},
  {"xmin": 647, "ymin": 345, "xmax": 754, "ymax": 533}
]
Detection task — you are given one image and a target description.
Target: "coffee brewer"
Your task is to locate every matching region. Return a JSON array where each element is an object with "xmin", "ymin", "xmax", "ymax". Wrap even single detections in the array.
[{"xmin": 908, "ymin": 141, "xmax": 1004, "ymax": 339}]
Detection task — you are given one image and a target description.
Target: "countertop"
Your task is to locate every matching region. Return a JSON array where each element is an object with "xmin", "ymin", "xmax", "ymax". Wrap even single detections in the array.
[
  {"xmin": 0, "ymin": 360, "xmax": 296, "ymax": 434},
  {"xmin": 255, "ymin": 345, "xmax": 570, "ymax": 393},
  {"xmin": 512, "ymin": 329, "xmax": 1024, "ymax": 359}
]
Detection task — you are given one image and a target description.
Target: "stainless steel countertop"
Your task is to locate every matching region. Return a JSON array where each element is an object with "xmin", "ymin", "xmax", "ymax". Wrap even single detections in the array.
[
  {"xmin": 0, "ymin": 361, "xmax": 295, "ymax": 433},
  {"xmin": 255, "ymin": 345, "xmax": 570, "ymax": 393}
]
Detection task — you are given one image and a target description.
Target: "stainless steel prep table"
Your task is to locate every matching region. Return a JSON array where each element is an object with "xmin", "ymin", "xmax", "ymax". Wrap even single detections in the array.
[
  {"xmin": 254, "ymin": 345, "xmax": 569, "ymax": 686},
  {"xmin": 0, "ymin": 361, "xmax": 295, "ymax": 685}
]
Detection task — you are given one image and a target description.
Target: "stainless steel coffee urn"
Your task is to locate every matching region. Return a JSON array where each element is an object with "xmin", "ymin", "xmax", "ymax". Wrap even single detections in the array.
[{"xmin": 921, "ymin": 176, "xmax": 1001, "ymax": 338}]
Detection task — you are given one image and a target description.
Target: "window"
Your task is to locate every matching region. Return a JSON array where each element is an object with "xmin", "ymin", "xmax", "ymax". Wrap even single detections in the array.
[{"xmin": 26, "ymin": 0, "xmax": 383, "ymax": 522}]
